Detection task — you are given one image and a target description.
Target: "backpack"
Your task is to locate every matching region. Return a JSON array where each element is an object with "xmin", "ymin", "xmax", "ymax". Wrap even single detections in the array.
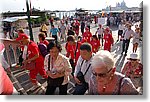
[{"xmin": 38, "ymin": 43, "xmax": 48, "ymax": 57}]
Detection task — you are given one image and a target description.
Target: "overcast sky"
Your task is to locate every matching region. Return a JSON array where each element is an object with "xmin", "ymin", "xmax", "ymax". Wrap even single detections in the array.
[{"xmin": 0, "ymin": 0, "xmax": 142, "ymax": 13}]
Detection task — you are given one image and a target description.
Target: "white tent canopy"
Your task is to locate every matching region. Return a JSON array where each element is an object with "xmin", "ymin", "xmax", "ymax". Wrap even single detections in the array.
[{"xmin": 2, "ymin": 16, "xmax": 40, "ymax": 22}]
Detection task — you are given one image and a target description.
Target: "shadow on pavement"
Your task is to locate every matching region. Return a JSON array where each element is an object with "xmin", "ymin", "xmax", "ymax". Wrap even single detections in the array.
[
  {"xmin": 109, "ymin": 26, "xmax": 118, "ymax": 31},
  {"xmin": 115, "ymin": 55, "xmax": 126, "ymax": 72},
  {"xmin": 111, "ymin": 41, "xmax": 122, "ymax": 58}
]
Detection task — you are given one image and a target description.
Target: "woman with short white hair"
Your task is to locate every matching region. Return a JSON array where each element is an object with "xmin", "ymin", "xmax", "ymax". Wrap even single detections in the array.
[{"xmin": 89, "ymin": 50, "xmax": 139, "ymax": 95}]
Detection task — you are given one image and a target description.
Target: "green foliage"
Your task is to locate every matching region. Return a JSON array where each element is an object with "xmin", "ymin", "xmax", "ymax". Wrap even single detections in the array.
[{"xmin": 28, "ymin": 14, "xmax": 50, "ymax": 27}]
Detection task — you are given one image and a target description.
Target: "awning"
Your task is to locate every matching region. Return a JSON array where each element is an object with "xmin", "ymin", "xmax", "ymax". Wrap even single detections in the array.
[{"xmin": 2, "ymin": 16, "xmax": 40, "ymax": 22}]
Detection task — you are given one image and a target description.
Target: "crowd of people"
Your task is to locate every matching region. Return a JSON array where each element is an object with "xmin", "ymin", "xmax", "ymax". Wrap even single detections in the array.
[{"xmin": 0, "ymin": 11, "xmax": 143, "ymax": 95}]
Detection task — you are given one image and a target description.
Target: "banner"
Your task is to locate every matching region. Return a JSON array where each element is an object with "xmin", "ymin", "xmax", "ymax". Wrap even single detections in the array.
[{"xmin": 98, "ymin": 17, "xmax": 106, "ymax": 25}]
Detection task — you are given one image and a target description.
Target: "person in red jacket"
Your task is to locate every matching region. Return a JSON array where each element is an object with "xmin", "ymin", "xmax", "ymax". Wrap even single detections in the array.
[
  {"xmin": 82, "ymin": 27, "xmax": 92, "ymax": 44},
  {"xmin": 103, "ymin": 27, "xmax": 114, "ymax": 52},
  {"xmin": 90, "ymin": 35, "xmax": 100, "ymax": 53},
  {"xmin": 18, "ymin": 36, "xmax": 48, "ymax": 89},
  {"xmin": 74, "ymin": 19, "xmax": 80, "ymax": 36},
  {"xmin": 66, "ymin": 35, "xmax": 81, "ymax": 75}
]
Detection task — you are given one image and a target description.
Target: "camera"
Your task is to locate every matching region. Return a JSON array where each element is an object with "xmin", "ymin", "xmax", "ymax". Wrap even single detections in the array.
[{"xmin": 51, "ymin": 68, "xmax": 57, "ymax": 74}]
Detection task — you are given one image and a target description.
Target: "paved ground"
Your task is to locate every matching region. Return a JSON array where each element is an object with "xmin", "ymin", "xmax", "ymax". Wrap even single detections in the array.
[{"xmin": 7, "ymin": 21, "xmax": 143, "ymax": 95}]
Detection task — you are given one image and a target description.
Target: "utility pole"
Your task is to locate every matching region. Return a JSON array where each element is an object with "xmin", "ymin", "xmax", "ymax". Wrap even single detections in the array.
[{"xmin": 26, "ymin": 0, "xmax": 34, "ymax": 41}]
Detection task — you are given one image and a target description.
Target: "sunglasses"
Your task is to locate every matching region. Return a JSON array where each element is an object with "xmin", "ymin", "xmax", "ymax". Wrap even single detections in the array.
[
  {"xmin": 92, "ymin": 68, "xmax": 112, "ymax": 78},
  {"xmin": 130, "ymin": 59, "xmax": 137, "ymax": 61}
]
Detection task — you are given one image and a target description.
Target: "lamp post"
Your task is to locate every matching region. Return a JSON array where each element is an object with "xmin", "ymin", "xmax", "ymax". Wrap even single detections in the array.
[{"xmin": 26, "ymin": 0, "xmax": 34, "ymax": 41}]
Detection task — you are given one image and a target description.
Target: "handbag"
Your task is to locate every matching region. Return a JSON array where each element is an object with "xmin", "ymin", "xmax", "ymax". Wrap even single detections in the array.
[
  {"xmin": 73, "ymin": 60, "xmax": 91, "ymax": 95},
  {"xmin": 76, "ymin": 71, "xmax": 85, "ymax": 83},
  {"xmin": 76, "ymin": 61, "xmax": 91, "ymax": 83},
  {"xmin": 22, "ymin": 60, "xmax": 36, "ymax": 70},
  {"xmin": 73, "ymin": 82, "xmax": 89, "ymax": 95}
]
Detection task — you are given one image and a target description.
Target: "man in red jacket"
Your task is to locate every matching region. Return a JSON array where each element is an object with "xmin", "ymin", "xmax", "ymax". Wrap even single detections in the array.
[{"xmin": 17, "ymin": 35, "xmax": 47, "ymax": 89}]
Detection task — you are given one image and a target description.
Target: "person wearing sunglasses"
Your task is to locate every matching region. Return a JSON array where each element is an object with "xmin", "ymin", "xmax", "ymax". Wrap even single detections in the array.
[
  {"xmin": 121, "ymin": 53, "xmax": 143, "ymax": 91},
  {"xmin": 89, "ymin": 50, "xmax": 139, "ymax": 95}
]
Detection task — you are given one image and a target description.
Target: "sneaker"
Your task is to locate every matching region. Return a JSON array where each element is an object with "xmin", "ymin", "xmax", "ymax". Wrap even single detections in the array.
[
  {"xmin": 40, "ymin": 85, "xmax": 46, "ymax": 91},
  {"xmin": 35, "ymin": 83, "xmax": 46, "ymax": 92}
]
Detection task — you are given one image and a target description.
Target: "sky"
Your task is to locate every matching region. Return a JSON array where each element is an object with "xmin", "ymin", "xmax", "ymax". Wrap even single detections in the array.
[{"xmin": 0, "ymin": 0, "xmax": 143, "ymax": 13}]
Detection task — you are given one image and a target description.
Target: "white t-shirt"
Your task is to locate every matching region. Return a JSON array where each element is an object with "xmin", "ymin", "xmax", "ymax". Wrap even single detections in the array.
[
  {"xmin": 124, "ymin": 29, "xmax": 134, "ymax": 40},
  {"xmin": 119, "ymin": 24, "xmax": 125, "ymax": 30},
  {"xmin": 22, "ymin": 45, "xmax": 28, "ymax": 60},
  {"xmin": 97, "ymin": 28, "xmax": 103, "ymax": 36}
]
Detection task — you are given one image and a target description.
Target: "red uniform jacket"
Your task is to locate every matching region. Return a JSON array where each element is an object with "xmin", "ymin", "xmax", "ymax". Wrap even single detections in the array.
[
  {"xmin": 82, "ymin": 31, "xmax": 92, "ymax": 44},
  {"xmin": 104, "ymin": 33, "xmax": 114, "ymax": 51},
  {"xmin": 90, "ymin": 40, "xmax": 100, "ymax": 53}
]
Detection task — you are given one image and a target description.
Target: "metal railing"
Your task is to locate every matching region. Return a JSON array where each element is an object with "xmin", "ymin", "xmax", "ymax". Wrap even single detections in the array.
[{"xmin": 0, "ymin": 38, "xmax": 20, "ymax": 67}]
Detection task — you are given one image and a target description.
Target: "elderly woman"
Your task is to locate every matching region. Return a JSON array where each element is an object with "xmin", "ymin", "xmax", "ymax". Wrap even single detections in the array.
[
  {"xmin": 44, "ymin": 41, "xmax": 72, "ymax": 95},
  {"xmin": 121, "ymin": 53, "xmax": 143, "ymax": 89},
  {"xmin": 89, "ymin": 50, "xmax": 139, "ymax": 95}
]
